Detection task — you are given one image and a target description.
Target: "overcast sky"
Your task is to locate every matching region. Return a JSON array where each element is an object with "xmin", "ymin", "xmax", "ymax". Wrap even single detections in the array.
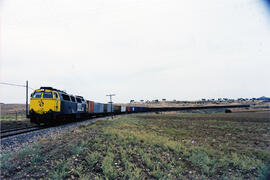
[{"xmin": 1, "ymin": 0, "xmax": 270, "ymax": 103}]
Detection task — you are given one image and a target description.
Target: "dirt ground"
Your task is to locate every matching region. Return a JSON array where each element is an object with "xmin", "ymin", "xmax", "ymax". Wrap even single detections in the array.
[{"xmin": 0, "ymin": 104, "xmax": 27, "ymax": 115}]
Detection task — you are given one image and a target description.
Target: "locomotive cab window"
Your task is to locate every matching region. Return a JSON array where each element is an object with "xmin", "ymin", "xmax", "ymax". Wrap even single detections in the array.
[
  {"xmin": 32, "ymin": 92, "xmax": 42, "ymax": 98},
  {"xmin": 43, "ymin": 92, "xmax": 53, "ymax": 98},
  {"xmin": 70, "ymin": 96, "xmax": 76, "ymax": 102},
  {"xmin": 62, "ymin": 94, "xmax": 71, "ymax": 101},
  {"xmin": 76, "ymin": 97, "xmax": 82, "ymax": 103},
  {"xmin": 54, "ymin": 92, "xmax": 59, "ymax": 99}
]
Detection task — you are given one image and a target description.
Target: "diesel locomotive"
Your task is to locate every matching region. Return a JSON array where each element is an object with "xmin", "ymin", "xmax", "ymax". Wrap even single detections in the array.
[{"xmin": 29, "ymin": 87, "xmax": 148, "ymax": 125}]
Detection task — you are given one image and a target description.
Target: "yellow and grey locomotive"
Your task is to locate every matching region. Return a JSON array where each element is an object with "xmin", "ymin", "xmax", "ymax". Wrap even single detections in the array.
[{"xmin": 29, "ymin": 87, "xmax": 87, "ymax": 124}]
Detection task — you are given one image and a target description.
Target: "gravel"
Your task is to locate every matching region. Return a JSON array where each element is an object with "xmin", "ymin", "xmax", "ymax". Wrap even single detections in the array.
[{"xmin": 0, "ymin": 116, "xmax": 112, "ymax": 155}]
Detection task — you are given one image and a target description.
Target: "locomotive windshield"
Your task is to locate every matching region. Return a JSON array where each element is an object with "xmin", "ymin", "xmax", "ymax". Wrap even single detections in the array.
[
  {"xmin": 32, "ymin": 92, "xmax": 42, "ymax": 98},
  {"xmin": 43, "ymin": 92, "xmax": 53, "ymax": 98}
]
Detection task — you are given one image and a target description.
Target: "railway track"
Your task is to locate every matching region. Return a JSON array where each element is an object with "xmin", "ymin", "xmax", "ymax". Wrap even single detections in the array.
[
  {"xmin": 1, "ymin": 126, "xmax": 39, "ymax": 134},
  {"xmin": 0, "ymin": 105, "xmax": 253, "ymax": 139},
  {"xmin": 0, "ymin": 115, "xmax": 106, "ymax": 139},
  {"xmin": 0, "ymin": 126, "xmax": 43, "ymax": 139}
]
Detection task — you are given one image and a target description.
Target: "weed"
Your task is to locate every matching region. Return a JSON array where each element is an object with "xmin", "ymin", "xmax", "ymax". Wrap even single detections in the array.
[
  {"xmin": 142, "ymin": 152, "xmax": 154, "ymax": 171},
  {"xmin": 102, "ymin": 151, "xmax": 118, "ymax": 179},
  {"xmin": 0, "ymin": 153, "xmax": 14, "ymax": 170},
  {"xmin": 258, "ymin": 164, "xmax": 270, "ymax": 180},
  {"xmin": 31, "ymin": 154, "xmax": 45, "ymax": 164},
  {"xmin": 132, "ymin": 167, "xmax": 143, "ymax": 179},
  {"xmin": 17, "ymin": 147, "xmax": 33, "ymax": 159},
  {"xmin": 122, "ymin": 161, "xmax": 142, "ymax": 179},
  {"xmin": 231, "ymin": 152, "xmax": 264, "ymax": 173},
  {"xmin": 49, "ymin": 160, "xmax": 71, "ymax": 179},
  {"xmin": 71, "ymin": 164, "xmax": 85, "ymax": 178},
  {"xmin": 151, "ymin": 164, "xmax": 164, "ymax": 179},
  {"xmin": 172, "ymin": 166, "xmax": 183, "ymax": 178},
  {"xmin": 86, "ymin": 151, "xmax": 100, "ymax": 168},
  {"xmin": 70, "ymin": 143, "xmax": 85, "ymax": 155}
]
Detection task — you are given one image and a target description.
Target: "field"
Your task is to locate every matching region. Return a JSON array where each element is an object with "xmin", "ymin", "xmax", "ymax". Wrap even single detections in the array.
[
  {"xmin": 1, "ymin": 112, "xmax": 270, "ymax": 179},
  {"xmin": 0, "ymin": 113, "xmax": 31, "ymax": 131},
  {"xmin": 0, "ymin": 104, "xmax": 32, "ymax": 130}
]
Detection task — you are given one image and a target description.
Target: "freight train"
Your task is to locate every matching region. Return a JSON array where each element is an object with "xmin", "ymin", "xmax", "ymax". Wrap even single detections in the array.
[
  {"xmin": 29, "ymin": 87, "xmax": 250, "ymax": 125},
  {"xmin": 29, "ymin": 87, "xmax": 148, "ymax": 125}
]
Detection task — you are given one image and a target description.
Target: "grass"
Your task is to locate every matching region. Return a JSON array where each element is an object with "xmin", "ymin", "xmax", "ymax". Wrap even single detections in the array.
[{"xmin": 1, "ymin": 112, "xmax": 270, "ymax": 179}]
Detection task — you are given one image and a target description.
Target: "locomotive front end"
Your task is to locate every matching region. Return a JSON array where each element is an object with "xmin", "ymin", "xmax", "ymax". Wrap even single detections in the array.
[{"xmin": 29, "ymin": 87, "xmax": 61, "ymax": 124}]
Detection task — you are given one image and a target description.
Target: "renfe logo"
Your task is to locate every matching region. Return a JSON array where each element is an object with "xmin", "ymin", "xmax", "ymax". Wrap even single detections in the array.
[{"xmin": 39, "ymin": 100, "xmax": 44, "ymax": 107}]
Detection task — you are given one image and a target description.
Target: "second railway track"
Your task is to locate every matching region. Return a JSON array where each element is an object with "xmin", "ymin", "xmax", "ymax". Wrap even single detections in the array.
[{"xmin": 0, "ymin": 126, "xmax": 43, "ymax": 139}]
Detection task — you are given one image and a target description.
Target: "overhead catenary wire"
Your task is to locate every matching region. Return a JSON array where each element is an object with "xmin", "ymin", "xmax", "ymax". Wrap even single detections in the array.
[
  {"xmin": 0, "ymin": 82, "xmax": 34, "ymax": 90},
  {"xmin": 0, "ymin": 81, "xmax": 32, "ymax": 116}
]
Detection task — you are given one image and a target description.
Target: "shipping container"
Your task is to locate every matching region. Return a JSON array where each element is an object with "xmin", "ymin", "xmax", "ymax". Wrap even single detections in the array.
[
  {"xmin": 137, "ymin": 107, "xmax": 145, "ymax": 112},
  {"xmin": 104, "ymin": 104, "xmax": 108, "ymax": 113},
  {"xmin": 107, "ymin": 104, "xmax": 114, "ymax": 113},
  {"xmin": 114, "ymin": 105, "xmax": 121, "ymax": 113},
  {"xmin": 87, "ymin": 100, "xmax": 94, "ymax": 113},
  {"xmin": 94, "ymin": 103, "xmax": 104, "ymax": 113},
  {"xmin": 127, "ymin": 106, "xmax": 131, "ymax": 112},
  {"xmin": 135, "ymin": 107, "xmax": 147, "ymax": 112},
  {"xmin": 121, "ymin": 106, "xmax": 126, "ymax": 112}
]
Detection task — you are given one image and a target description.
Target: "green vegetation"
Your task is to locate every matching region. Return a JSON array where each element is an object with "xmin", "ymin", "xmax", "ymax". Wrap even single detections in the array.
[
  {"xmin": 1, "ymin": 113, "xmax": 31, "ymax": 132},
  {"xmin": 1, "ymin": 112, "xmax": 270, "ymax": 179},
  {"xmin": 0, "ymin": 114, "xmax": 27, "ymax": 121}
]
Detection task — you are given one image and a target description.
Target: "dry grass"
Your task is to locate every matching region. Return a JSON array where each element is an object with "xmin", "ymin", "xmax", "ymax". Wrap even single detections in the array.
[{"xmin": 1, "ymin": 111, "xmax": 270, "ymax": 179}]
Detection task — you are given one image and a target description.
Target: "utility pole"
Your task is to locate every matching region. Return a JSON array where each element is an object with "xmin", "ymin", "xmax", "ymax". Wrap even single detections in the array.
[
  {"xmin": 106, "ymin": 94, "xmax": 115, "ymax": 117},
  {"xmin": 26, "ymin": 80, "xmax": 29, "ymax": 118}
]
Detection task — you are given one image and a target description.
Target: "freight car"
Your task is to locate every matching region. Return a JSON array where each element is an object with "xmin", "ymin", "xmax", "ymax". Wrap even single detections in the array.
[{"xmin": 29, "ymin": 87, "xmax": 147, "ymax": 125}]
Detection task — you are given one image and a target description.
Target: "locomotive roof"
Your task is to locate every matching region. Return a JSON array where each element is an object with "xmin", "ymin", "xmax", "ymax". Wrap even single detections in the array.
[{"xmin": 39, "ymin": 87, "xmax": 67, "ymax": 94}]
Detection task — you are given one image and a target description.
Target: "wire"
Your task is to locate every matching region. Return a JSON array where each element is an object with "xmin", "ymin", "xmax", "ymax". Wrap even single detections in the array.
[{"xmin": 0, "ymin": 82, "xmax": 35, "ymax": 90}]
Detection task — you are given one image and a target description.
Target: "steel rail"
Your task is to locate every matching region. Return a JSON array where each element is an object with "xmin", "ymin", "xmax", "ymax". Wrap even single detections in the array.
[
  {"xmin": 1, "ymin": 126, "xmax": 39, "ymax": 134},
  {"xmin": 0, "ymin": 127, "xmax": 43, "ymax": 139}
]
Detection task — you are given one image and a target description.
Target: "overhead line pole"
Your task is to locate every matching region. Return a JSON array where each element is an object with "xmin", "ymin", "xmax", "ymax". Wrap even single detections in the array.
[
  {"xmin": 26, "ymin": 80, "xmax": 29, "ymax": 118},
  {"xmin": 106, "ymin": 94, "xmax": 115, "ymax": 118}
]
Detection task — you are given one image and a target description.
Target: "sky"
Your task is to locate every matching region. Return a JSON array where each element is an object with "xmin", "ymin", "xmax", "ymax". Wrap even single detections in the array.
[{"xmin": 1, "ymin": 0, "xmax": 270, "ymax": 103}]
